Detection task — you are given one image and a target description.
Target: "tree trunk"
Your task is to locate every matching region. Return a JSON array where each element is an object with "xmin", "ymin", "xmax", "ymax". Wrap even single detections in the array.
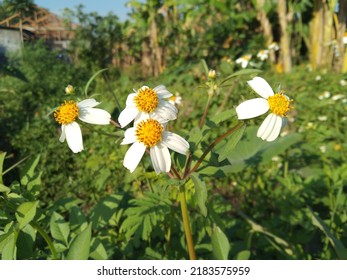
[
  {"xmin": 255, "ymin": 0, "xmax": 275, "ymax": 64},
  {"xmin": 277, "ymin": 0, "xmax": 292, "ymax": 73},
  {"xmin": 336, "ymin": 0, "xmax": 347, "ymax": 72}
]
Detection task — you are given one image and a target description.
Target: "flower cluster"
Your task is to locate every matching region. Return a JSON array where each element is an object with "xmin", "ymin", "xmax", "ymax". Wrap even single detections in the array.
[
  {"xmin": 119, "ymin": 85, "xmax": 189, "ymax": 174},
  {"xmin": 235, "ymin": 42, "xmax": 279, "ymax": 68},
  {"xmin": 54, "ymin": 76, "xmax": 292, "ymax": 172}
]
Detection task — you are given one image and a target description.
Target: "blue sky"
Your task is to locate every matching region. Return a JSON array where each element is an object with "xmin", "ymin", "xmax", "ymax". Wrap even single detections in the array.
[{"xmin": 34, "ymin": 0, "xmax": 132, "ymax": 21}]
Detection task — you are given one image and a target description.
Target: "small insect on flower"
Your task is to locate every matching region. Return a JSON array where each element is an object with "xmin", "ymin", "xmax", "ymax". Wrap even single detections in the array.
[
  {"xmin": 121, "ymin": 117, "xmax": 189, "ymax": 174},
  {"xmin": 54, "ymin": 99, "xmax": 111, "ymax": 153},
  {"xmin": 268, "ymin": 42, "xmax": 280, "ymax": 51},
  {"xmin": 236, "ymin": 77, "xmax": 293, "ymax": 142},
  {"xmin": 118, "ymin": 85, "xmax": 177, "ymax": 128},
  {"xmin": 235, "ymin": 54, "xmax": 252, "ymax": 69}
]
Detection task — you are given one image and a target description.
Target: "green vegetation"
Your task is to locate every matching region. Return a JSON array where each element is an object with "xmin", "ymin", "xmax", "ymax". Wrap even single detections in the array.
[{"xmin": 0, "ymin": 0, "xmax": 346, "ymax": 260}]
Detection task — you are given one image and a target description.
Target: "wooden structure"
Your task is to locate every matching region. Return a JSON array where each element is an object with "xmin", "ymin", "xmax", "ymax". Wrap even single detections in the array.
[{"xmin": 0, "ymin": 7, "xmax": 76, "ymax": 49}]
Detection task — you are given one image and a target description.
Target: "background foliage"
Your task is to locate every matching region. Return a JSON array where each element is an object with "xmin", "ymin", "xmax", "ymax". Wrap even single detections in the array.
[{"xmin": 0, "ymin": 0, "xmax": 347, "ymax": 260}]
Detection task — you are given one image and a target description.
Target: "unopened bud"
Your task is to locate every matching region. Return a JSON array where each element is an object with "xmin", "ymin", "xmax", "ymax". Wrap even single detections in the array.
[
  {"xmin": 208, "ymin": 69, "xmax": 216, "ymax": 79},
  {"xmin": 65, "ymin": 85, "xmax": 74, "ymax": 94}
]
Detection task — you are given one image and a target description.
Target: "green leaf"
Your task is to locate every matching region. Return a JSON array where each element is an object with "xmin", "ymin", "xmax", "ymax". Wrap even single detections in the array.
[
  {"xmin": 20, "ymin": 155, "xmax": 40, "ymax": 186},
  {"xmin": 1, "ymin": 232, "xmax": 16, "ymax": 260},
  {"xmin": 66, "ymin": 223, "xmax": 92, "ymax": 260},
  {"xmin": 15, "ymin": 201, "xmax": 39, "ymax": 230},
  {"xmin": 209, "ymin": 109, "xmax": 236, "ymax": 125},
  {"xmin": 16, "ymin": 224, "xmax": 36, "ymax": 259},
  {"xmin": 219, "ymin": 69, "xmax": 262, "ymax": 86},
  {"xmin": 50, "ymin": 212, "xmax": 70, "ymax": 246},
  {"xmin": 235, "ymin": 250, "xmax": 251, "ymax": 260},
  {"xmin": 89, "ymin": 238, "xmax": 108, "ymax": 260},
  {"xmin": 211, "ymin": 225, "xmax": 230, "ymax": 260},
  {"xmin": 0, "ymin": 152, "xmax": 6, "ymax": 184},
  {"xmin": 190, "ymin": 173, "xmax": 207, "ymax": 217},
  {"xmin": 217, "ymin": 123, "xmax": 246, "ymax": 161},
  {"xmin": 225, "ymin": 126, "xmax": 301, "ymax": 172},
  {"xmin": 309, "ymin": 208, "xmax": 347, "ymax": 260},
  {"xmin": 70, "ymin": 206, "xmax": 88, "ymax": 233},
  {"xmin": 0, "ymin": 184, "xmax": 10, "ymax": 193}
]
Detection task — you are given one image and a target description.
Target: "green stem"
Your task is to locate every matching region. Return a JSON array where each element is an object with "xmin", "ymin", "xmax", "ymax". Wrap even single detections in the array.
[
  {"xmin": 187, "ymin": 122, "xmax": 244, "ymax": 177},
  {"xmin": 179, "ymin": 184, "xmax": 196, "ymax": 260},
  {"xmin": 199, "ymin": 94, "xmax": 212, "ymax": 128},
  {"xmin": 30, "ymin": 221, "xmax": 58, "ymax": 260}
]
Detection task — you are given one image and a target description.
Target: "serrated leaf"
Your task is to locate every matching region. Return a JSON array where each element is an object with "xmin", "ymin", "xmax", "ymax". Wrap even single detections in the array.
[
  {"xmin": 226, "ymin": 126, "xmax": 301, "ymax": 172},
  {"xmin": 217, "ymin": 123, "xmax": 246, "ymax": 161},
  {"xmin": 50, "ymin": 212, "xmax": 70, "ymax": 246},
  {"xmin": 70, "ymin": 206, "xmax": 88, "ymax": 233},
  {"xmin": 211, "ymin": 225, "xmax": 230, "ymax": 260},
  {"xmin": 66, "ymin": 223, "xmax": 92, "ymax": 260},
  {"xmin": 1, "ymin": 232, "xmax": 16, "ymax": 260},
  {"xmin": 309, "ymin": 208, "xmax": 347, "ymax": 260},
  {"xmin": 15, "ymin": 201, "xmax": 39, "ymax": 230},
  {"xmin": 0, "ymin": 184, "xmax": 10, "ymax": 193},
  {"xmin": 20, "ymin": 155, "xmax": 40, "ymax": 186},
  {"xmin": 90, "ymin": 238, "xmax": 108, "ymax": 260},
  {"xmin": 190, "ymin": 173, "xmax": 207, "ymax": 217}
]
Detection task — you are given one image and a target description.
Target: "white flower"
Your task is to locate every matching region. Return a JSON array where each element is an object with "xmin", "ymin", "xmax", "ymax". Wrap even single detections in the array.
[
  {"xmin": 318, "ymin": 91, "xmax": 330, "ymax": 100},
  {"xmin": 169, "ymin": 92, "xmax": 182, "ymax": 106},
  {"xmin": 235, "ymin": 54, "xmax": 252, "ymax": 68},
  {"xmin": 340, "ymin": 79, "xmax": 347, "ymax": 86},
  {"xmin": 121, "ymin": 118, "xmax": 189, "ymax": 174},
  {"xmin": 317, "ymin": 116, "xmax": 327, "ymax": 121},
  {"xmin": 315, "ymin": 75, "xmax": 321, "ymax": 81},
  {"xmin": 118, "ymin": 85, "xmax": 177, "ymax": 128},
  {"xmin": 257, "ymin": 50, "xmax": 269, "ymax": 61},
  {"xmin": 331, "ymin": 94, "xmax": 345, "ymax": 101},
  {"xmin": 236, "ymin": 77, "xmax": 293, "ymax": 142},
  {"xmin": 54, "ymin": 99, "xmax": 111, "ymax": 153},
  {"xmin": 268, "ymin": 42, "xmax": 279, "ymax": 51},
  {"xmin": 319, "ymin": 145, "xmax": 326, "ymax": 153}
]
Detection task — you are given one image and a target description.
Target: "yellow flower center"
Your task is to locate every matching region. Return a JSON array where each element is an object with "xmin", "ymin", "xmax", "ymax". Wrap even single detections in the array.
[
  {"xmin": 136, "ymin": 119, "xmax": 163, "ymax": 148},
  {"xmin": 54, "ymin": 100, "xmax": 79, "ymax": 125},
  {"xmin": 268, "ymin": 92, "xmax": 293, "ymax": 117},
  {"xmin": 134, "ymin": 87, "xmax": 159, "ymax": 113}
]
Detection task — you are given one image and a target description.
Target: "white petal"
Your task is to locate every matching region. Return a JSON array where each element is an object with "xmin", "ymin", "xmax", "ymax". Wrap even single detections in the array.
[
  {"xmin": 247, "ymin": 77, "xmax": 274, "ymax": 99},
  {"xmin": 154, "ymin": 85, "xmax": 172, "ymax": 98},
  {"xmin": 78, "ymin": 108, "xmax": 111, "ymax": 125},
  {"xmin": 150, "ymin": 144, "xmax": 171, "ymax": 174},
  {"xmin": 59, "ymin": 125, "xmax": 66, "ymax": 142},
  {"xmin": 123, "ymin": 141, "xmax": 146, "ymax": 173},
  {"xmin": 257, "ymin": 113, "xmax": 282, "ymax": 142},
  {"xmin": 134, "ymin": 112, "xmax": 150, "ymax": 126},
  {"xmin": 126, "ymin": 93, "xmax": 137, "ymax": 106},
  {"xmin": 77, "ymin": 98, "xmax": 100, "ymax": 108},
  {"xmin": 162, "ymin": 132, "xmax": 189, "ymax": 155},
  {"xmin": 121, "ymin": 127, "xmax": 137, "ymax": 145},
  {"xmin": 64, "ymin": 122, "xmax": 83, "ymax": 153},
  {"xmin": 118, "ymin": 106, "xmax": 139, "ymax": 127},
  {"xmin": 241, "ymin": 60, "xmax": 248, "ymax": 68},
  {"xmin": 152, "ymin": 101, "xmax": 178, "ymax": 120},
  {"xmin": 236, "ymin": 98, "xmax": 269, "ymax": 119}
]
